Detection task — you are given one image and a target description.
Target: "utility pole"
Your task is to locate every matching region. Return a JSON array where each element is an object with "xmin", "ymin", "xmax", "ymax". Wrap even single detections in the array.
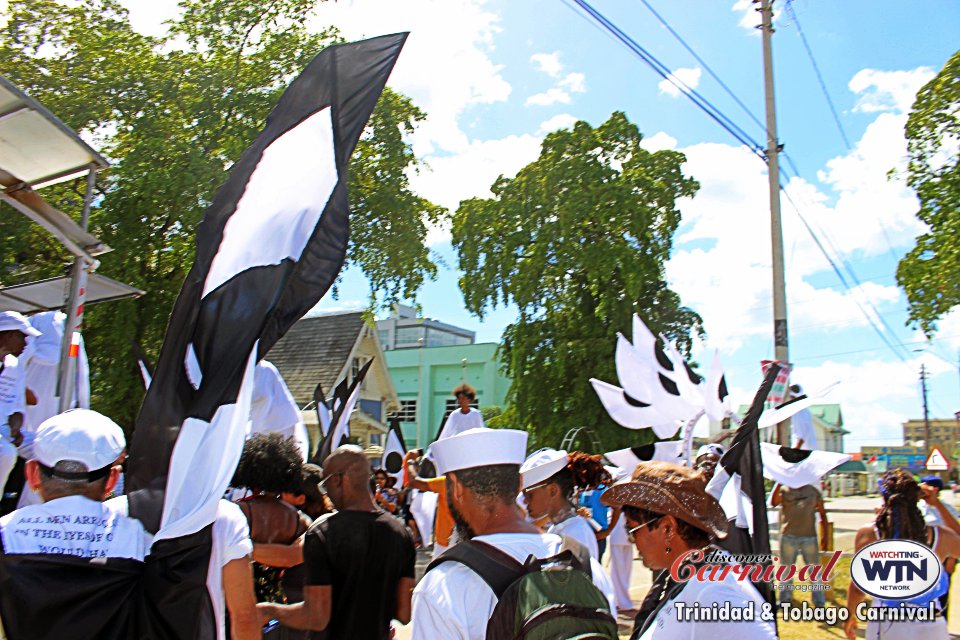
[
  {"xmin": 759, "ymin": 0, "xmax": 790, "ymax": 445},
  {"xmin": 921, "ymin": 363, "xmax": 931, "ymax": 450}
]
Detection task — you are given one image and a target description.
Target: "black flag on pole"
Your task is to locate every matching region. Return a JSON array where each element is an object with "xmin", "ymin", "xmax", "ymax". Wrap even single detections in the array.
[
  {"xmin": 705, "ymin": 362, "xmax": 780, "ymax": 611},
  {"xmin": 0, "ymin": 33, "xmax": 406, "ymax": 640},
  {"xmin": 314, "ymin": 359, "xmax": 373, "ymax": 464}
]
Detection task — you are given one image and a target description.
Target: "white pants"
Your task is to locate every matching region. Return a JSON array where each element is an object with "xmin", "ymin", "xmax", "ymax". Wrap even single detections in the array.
[
  {"xmin": 0, "ymin": 438, "xmax": 17, "ymax": 494},
  {"xmin": 609, "ymin": 543, "xmax": 634, "ymax": 611}
]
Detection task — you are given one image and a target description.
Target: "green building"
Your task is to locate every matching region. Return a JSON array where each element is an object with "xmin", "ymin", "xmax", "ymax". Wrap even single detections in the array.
[{"xmin": 384, "ymin": 342, "xmax": 511, "ymax": 447}]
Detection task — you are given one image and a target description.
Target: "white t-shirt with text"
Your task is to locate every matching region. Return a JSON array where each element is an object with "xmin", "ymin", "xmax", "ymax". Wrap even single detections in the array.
[{"xmin": 0, "ymin": 494, "xmax": 150, "ymax": 560}]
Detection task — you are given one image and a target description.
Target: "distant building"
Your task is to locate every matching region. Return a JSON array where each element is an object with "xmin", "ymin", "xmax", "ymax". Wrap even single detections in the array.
[
  {"xmin": 730, "ymin": 403, "xmax": 847, "ymax": 453},
  {"xmin": 268, "ymin": 311, "xmax": 400, "ymax": 458},
  {"xmin": 384, "ymin": 342, "xmax": 510, "ymax": 448},
  {"xmin": 900, "ymin": 413, "xmax": 960, "ymax": 478},
  {"xmin": 376, "ymin": 304, "xmax": 475, "ymax": 350}
]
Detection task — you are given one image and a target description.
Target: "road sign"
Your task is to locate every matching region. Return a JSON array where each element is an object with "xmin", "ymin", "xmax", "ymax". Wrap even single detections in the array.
[{"xmin": 925, "ymin": 447, "xmax": 949, "ymax": 471}]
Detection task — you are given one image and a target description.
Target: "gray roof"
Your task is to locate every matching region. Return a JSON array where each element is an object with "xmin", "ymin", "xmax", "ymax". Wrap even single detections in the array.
[{"xmin": 267, "ymin": 311, "xmax": 365, "ymax": 405}]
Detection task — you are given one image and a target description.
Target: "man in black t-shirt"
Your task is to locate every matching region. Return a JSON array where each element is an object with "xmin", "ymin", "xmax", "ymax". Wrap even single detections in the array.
[{"xmin": 258, "ymin": 446, "xmax": 415, "ymax": 639}]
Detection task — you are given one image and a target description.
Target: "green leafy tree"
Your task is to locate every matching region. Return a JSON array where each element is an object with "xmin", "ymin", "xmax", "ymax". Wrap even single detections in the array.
[
  {"xmin": 453, "ymin": 112, "xmax": 702, "ymax": 451},
  {"xmin": 897, "ymin": 49, "xmax": 960, "ymax": 335},
  {"xmin": 0, "ymin": 0, "xmax": 445, "ymax": 426}
]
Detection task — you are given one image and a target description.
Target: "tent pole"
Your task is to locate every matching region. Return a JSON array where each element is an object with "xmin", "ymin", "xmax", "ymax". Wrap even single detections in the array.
[{"xmin": 56, "ymin": 165, "xmax": 97, "ymax": 412}]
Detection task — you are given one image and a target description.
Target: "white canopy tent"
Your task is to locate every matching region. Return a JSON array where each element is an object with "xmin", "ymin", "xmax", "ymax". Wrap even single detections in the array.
[{"xmin": 0, "ymin": 74, "xmax": 135, "ymax": 411}]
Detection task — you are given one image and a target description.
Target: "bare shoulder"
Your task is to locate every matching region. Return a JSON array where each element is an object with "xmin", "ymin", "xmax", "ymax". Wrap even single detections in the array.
[{"xmin": 854, "ymin": 524, "xmax": 877, "ymax": 550}]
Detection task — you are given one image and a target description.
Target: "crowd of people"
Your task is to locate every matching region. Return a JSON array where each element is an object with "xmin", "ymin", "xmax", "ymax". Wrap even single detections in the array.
[{"xmin": 2, "ymin": 310, "xmax": 960, "ymax": 640}]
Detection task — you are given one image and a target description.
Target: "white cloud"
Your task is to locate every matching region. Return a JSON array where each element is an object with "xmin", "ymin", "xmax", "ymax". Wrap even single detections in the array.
[
  {"xmin": 559, "ymin": 72, "xmax": 586, "ymax": 93},
  {"xmin": 640, "ymin": 131, "xmax": 678, "ymax": 152},
  {"xmin": 120, "ymin": 0, "xmax": 181, "ymax": 37},
  {"xmin": 849, "ymin": 67, "xmax": 934, "ymax": 113},
  {"xmin": 658, "ymin": 67, "xmax": 702, "ymax": 98},
  {"xmin": 408, "ymin": 134, "xmax": 543, "ymax": 244},
  {"xmin": 526, "ymin": 88, "xmax": 573, "ymax": 107},
  {"xmin": 310, "ymin": 0, "xmax": 511, "ymax": 157},
  {"xmin": 538, "ymin": 113, "xmax": 578, "ymax": 134},
  {"xmin": 531, "ymin": 51, "xmax": 563, "ymax": 78},
  {"xmin": 790, "ymin": 353, "xmax": 953, "ymax": 451}
]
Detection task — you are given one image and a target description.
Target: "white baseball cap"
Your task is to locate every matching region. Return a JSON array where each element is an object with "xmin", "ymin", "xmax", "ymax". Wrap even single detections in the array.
[
  {"xmin": 520, "ymin": 448, "xmax": 569, "ymax": 490},
  {"xmin": 33, "ymin": 409, "xmax": 126, "ymax": 477},
  {"xmin": 431, "ymin": 427, "xmax": 528, "ymax": 475},
  {"xmin": 0, "ymin": 311, "xmax": 41, "ymax": 337}
]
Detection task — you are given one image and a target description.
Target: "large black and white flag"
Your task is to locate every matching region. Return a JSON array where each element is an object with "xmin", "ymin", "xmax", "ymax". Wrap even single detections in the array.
[
  {"xmin": 705, "ymin": 363, "xmax": 780, "ymax": 609},
  {"xmin": 382, "ymin": 416, "xmax": 407, "ymax": 485},
  {"xmin": 0, "ymin": 33, "xmax": 406, "ymax": 640},
  {"xmin": 315, "ymin": 358, "xmax": 373, "ymax": 463}
]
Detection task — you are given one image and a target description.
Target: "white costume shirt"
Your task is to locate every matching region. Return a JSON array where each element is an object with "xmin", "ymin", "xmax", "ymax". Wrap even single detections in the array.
[
  {"xmin": 250, "ymin": 361, "xmax": 309, "ymax": 460},
  {"xmin": 411, "ymin": 532, "xmax": 615, "ymax": 640},
  {"xmin": 23, "ymin": 312, "xmax": 90, "ymax": 437},
  {"xmin": 440, "ymin": 408, "xmax": 485, "ymax": 440},
  {"xmin": 637, "ymin": 550, "xmax": 777, "ymax": 640},
  {"xmin": 109, "ymin": 497, "xmax": 251, "ymax": 640},
  {"xmin": 0, "ymin": 495, "xmax": 151, "ymax": 560},
  {"xmin": 790, "ymin": 408, "xmax": 817, "ymax": 450},
  {"xmin": 922, "ymin": 499, "xmax": 960, "ymax": 528},
  {"xmin": 548, "ymin": 514, "xmax": 600, "ymax": 560},
  {"xmin": 0, "ymin": 354, "xmax": 26, "ymax": 430}
]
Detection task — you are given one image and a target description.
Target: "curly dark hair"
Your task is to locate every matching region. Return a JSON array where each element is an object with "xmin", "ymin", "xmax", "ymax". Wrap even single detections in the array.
[
  {"xmin": 231, "ymin": 433, "xmax": 304, "ymax": 494},
  {"xmin": 876, "ymin": 469, "xmax": 927, "ymax": 544},
  {"xmin": 548, "ymin": 452, "xmax": 612, "ymax": 501}
]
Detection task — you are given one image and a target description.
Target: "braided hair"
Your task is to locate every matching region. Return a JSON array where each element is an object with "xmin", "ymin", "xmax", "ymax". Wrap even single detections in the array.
[
  {"xmin": 875, "ymin": 469, "xmax": 927, "ymax": 544},
  {"xmin": 550, "ymin": 452, "xmax": 613, "ymax": 503}
]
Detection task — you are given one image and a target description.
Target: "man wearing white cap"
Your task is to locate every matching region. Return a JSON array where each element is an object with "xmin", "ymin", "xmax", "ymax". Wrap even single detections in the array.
[
  {"xmin": 410, "ymin": 428, "xmax": 615, "ymax": 639},
  {"xmin": 0, "ymin": 409, "xmax": 149, "ymax": 560},
  {"xmin": 0, "ymin": 311, "xmax": 41, "ymax": 492}
]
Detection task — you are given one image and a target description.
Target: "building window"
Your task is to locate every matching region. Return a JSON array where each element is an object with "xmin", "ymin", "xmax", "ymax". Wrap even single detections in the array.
[
  {"xmin": 393, "ymin": 400, "xmax": 417, "ymax": 422},
  {"xmin": 445, "ymin": 398, "xmax": 479, "ymax": 414},
  {"xmin": 395, "ymin": 326, "xmax": 424, "ymax": 346},
  {"xmin": 369, "ymin": 434, "xmax": 383, "ymax": 447},
  {"xmin": 351, "ymin": 357, "xmax": 370, "ymax": 387},
  {"xmin": 377, "ymin": 329, "xmax": 390, "ymax": 349}
]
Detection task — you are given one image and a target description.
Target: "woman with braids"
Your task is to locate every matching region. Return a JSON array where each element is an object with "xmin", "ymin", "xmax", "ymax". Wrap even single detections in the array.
[
  {"xmin": 231, "ymin": 433, "xmax": 312, "ymax": 637},
  {"xmin": 845, "ymin": 469, "xmax": 960, "ymax": 640},
  {"xmin": 519, "ymin": 448, "xmax": 612, "ymax": 559}
]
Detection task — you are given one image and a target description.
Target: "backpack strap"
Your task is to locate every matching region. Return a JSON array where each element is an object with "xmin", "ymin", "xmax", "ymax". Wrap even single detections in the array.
[
  {"xmin": 559, "ymin": 535, "xmax": 593, "ymax": 580},
  {"xmin": 426, "ymin": 540, "xmax": 524, "ymax": 599}
]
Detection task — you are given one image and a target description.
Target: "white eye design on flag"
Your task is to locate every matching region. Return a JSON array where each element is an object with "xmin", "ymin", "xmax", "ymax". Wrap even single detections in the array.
[
  {"xmin": 759, "ymin": 442, "xmax": 850, "ymax": 488},
  {"xmin": 202, "ymin": 108, "xmax": 338, "ymax": 298},
  {"xmin": 594, "ymin": 315, "xmax": 724, "ymax": 435},
  {"xmin": 382, "ymin": 418, "xmax": 407, "ymax": 485},
  {"xmin": 590, "ymin": 378, "xmax": 681, "ymax": 438},
  {"xmin": 604, "ymin": 441, "xmax": 683, "ymax": 470}
]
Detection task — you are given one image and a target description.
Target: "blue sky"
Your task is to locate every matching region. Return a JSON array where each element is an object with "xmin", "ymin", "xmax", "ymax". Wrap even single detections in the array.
[{"xmin": 117, "ymin": 0, "xmax": 960, "ymax": 452}]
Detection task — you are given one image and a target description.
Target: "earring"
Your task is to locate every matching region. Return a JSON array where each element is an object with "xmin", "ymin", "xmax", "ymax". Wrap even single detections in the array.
[{"xmin": 665, "ymin": 546, "xmax": 671, "ymax": 554}]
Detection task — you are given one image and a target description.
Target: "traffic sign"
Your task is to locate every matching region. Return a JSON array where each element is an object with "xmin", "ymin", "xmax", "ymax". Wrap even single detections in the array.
[{"xmin": 926, "ymin": 447, "xmax": 949, "ymax": 471}]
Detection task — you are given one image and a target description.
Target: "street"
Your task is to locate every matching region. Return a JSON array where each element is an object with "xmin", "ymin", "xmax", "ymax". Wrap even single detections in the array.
[{"xmin": 393, "ymin": 492, "xmax": 960, "ymax": 639}]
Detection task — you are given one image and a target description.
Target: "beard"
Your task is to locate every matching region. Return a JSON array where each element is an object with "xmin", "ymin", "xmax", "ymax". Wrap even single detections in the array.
[{"xmin": 447, "ymin": 493, "xmax": 475, "ymax": 540}]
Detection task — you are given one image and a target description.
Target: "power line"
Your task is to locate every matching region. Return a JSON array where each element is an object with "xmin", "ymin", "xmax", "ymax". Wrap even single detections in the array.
[
  {"xmin": 782, "ymin": 0, "xmax": 852, "ymax": 150},
  {"xmin": 562, "ymin": 0, "xmax": 917, "ymax": 368},
  {"xmin": 561, "ymin": 0, "xmax": 765, "ymax": 158},
  {"xmin": 636, "ymin": 0, "xmax": 766, "ymax": 134}
]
